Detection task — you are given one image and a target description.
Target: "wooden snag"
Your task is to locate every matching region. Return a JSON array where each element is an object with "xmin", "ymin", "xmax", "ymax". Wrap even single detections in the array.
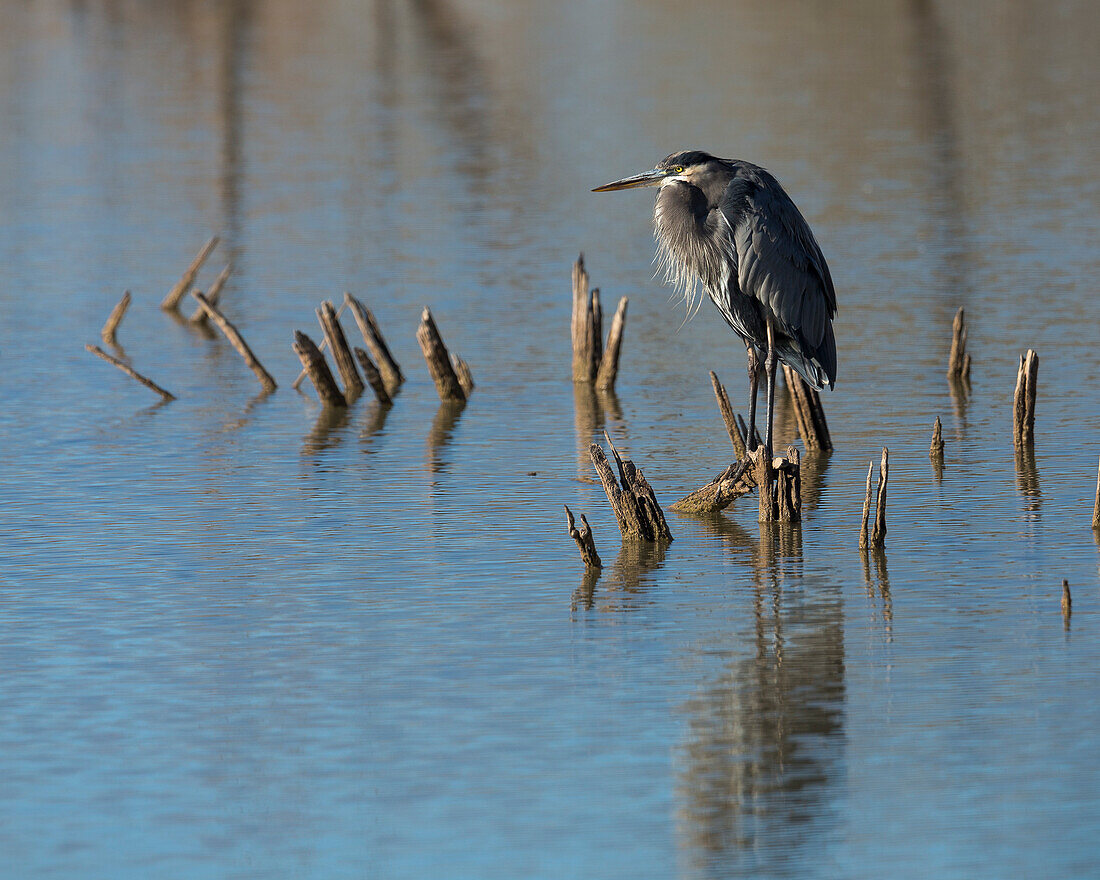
[
  {"xmin": 344, "ymin": 292, "xmax": 404, "ymax": 393},
  {"xmin": 571, "ymin": 254, "xmax": 600, "ymax": 383},
  {"xmin": 710, "ymin": 370, "xmax": 747, "ymax": 460},
  {"xmin": 86, "ymin": 343, "xmax": 176, "ymax": 401},
  {"xmin": 859, "ymin": 460, "xmax": 875, "ymax": 550},
  {"xmin": 161, "ymin": 235, "xmax": 219, "ymax": 311},
  {"xmin": 1062, "ymin": 579, "xmax": 1072, "ymax": 621},
  {"xmin": 595, "ymin": 296, "xmax": 628, "ymax": 391},
  {"xmin": 416, "ymin": 308, "xmax": 467, "ymax": 402},
  {"xmin": 671, "ymin": 459, "xmax": 754, "ymax": 514},
  {"xmin": 1012, "ymin": 349, "xmax": 1039, "ymax": 448},
  {"xmin": 318, "ymin": 300, "xmax": 364, "ymax": 401},
  {"xmin": 188, "ymin": 263, "xmax": 232, "ymax": 326},
  {"xmin": 353, "ymin": 347, "xmax": 392, "ymax": 406},
  {"xmin": 782, "ymin": 363, "xmax": 832, "ymax": 452},
  {"xmin": 101, "ymin": 291, "xmax": 131, "ymax": 346},
  {"xmin": 1093, "ymin": 455, "xmax": 1100, "ymax": 531},
  {"xmin": 564, "ymin": 505, "xmax": 602, "ymax": 568},
  {"xmin": 191, "ymin": 292, "xmax": 277, "ymax": 393},
  {"xmin": 947, "ymin": 306, "xmax": 971, "ymax": 382},
  {"xmin": 871, "ymin": 447, "xmax": 889, "ymax": 548},
  {"xmin": 930, "ymin": 416, "xmax": 945, "ymax": 457},
  {"xmin": 451, "ymin": 353, "xmax": 475, "ymax": 398},
  {"xmin": 589, "ymin": 433, "xmax": 672, "ymax": 542},
  {"xmin": 291, "ymin": 300, "xmax": 348, "ymax": 390},
  {"xmin": 776, "ymin": 445, "xmax": 802, "ymax": 523},
  {"xmin": 292, "ymin": 330, "xmax": 345, "ymax": 407}
]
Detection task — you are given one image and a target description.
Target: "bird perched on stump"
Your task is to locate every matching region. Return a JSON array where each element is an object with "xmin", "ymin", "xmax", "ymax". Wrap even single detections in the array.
[{"xmin": 594, "ymin": 150, "xmax": 837, "ymax": 454}]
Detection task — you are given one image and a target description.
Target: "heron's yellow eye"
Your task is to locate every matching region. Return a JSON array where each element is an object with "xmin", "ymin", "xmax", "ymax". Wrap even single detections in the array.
[{"xmin": 672, "ymin": 166, "xmax": 684, "ymax": 174}]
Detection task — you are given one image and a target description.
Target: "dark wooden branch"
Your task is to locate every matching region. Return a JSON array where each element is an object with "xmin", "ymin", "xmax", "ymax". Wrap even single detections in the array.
[
  {"xmin": 162, "ymin": 235, "xmax": 219, "ymax": 311},
  {"xmin": 318, "ymin": 300, "xmax": 364, "ymax": 400},
  {"xmin": 188, "ymin": 263, "xmax": 231, "ymax": 325},
  {"xmin": 947, "ymin": 306, "xmax": 971, "ymax": 382},
  {"xmin": 416, "ymin": 308, "xmax": 466, "ymax": 402},
  {"xmin": 292, "ymin": 330, "xmax": 345, "ymax": 407},
  {"xmin": 783, "ymin": 363, "xmax": 832, "ymax": 452},
  {"xmin": 565, "ymin": 505, "xmax": 602, "ymax": 568},
  {"xmin": 354, "ymin": 347, "xmax": 392, "ymax": 406},
  {"xmin": 291, "ymin": 300, "xmax": 348, "ymax": 390},
  {"xmin": 595, "ymin": 297, "xmax": 628, "ymax": 391},
  {"xmin": 671, "ymin": 460, "xmax": 754, "ymax": 513},
  {"xmin": 191, "ymin": 292, "xmax": 277, "ymax": 392},
  {"xmin": 589, "ymin": 434, "xmax": 672, "ymax": 542},
  {"xmin": 101, "ymin": 291, "xmax": 131, "ymax": 346},
  {"xmin": 710, "ymin": 371, "xmax": 747, "ymax": 460},
  {"xmin": 1013, "ymin": 349, "xmax": 1039, "ymax": 448},
  {"xmin": 344, "ymin": 292, "xmax": 404, "ymax": 393},
  {"xmin": 86, "ymin": 343, "xmax": 175, "ymax": 401}
]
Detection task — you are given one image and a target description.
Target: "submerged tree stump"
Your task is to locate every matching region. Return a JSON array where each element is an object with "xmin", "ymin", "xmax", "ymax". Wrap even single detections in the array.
[
  {"xmin": 345, "ymin": 292, "xmax": 404, "ymax": 394},
  {"xmin": 162, "ymin": 235, "xmax": 219, "ymax": 312},
  {"xmin": 318, "ymin": 300, "xmax": 364, "ymax": 400},
  {"xmin": 86, "ymin": 343, "xmax": 176, "ymax": 401},
  {"xmin": 589, "ymin": 433, "xmax": 672, "ymax": 542},
  {"xmin": 101, "ymin": 291, "xmax": 131, "ymax": 346},
  {"xmin": 947, "ymin": 307, "xmax": 972, "ymax": 383},
  {"xmin": 571, "ymin": 255, "xmax": 628, "ymax": 390},
  {"xmin": 192, "ymin": 292, "xmax": 277, "ymax": 393},
  {"xmin": 860, "ymin": 448, "xmax": 890, "ymax": 550},
  {"xmin": 293, "ymin": 330, "xmax": 345, "ymax": 407},
  {"xmin": 353, "ymin": 347, "xmax": 392, "ymax": 406},
  {"xmin": 710, "ymin": 371, "xmax": 747, "ymax": 460},
  {"xmin": 564, "ymin": 505, "xmax": 602, "ymax": 568},
  {"xmin": 417, "ymin": 308, "xmax": 467, "ymax": 402},
  {"xmin": 1093, "ymin": 456, "xmax": 1100, "ymax": 531},
  {"xmin": 782, "ymin": 363, "xmax": 832, "ymax": 452},
  {"xmin": 671, "ymin": 460, "xmax": 755, "ymax": 514},
  {"xmin": 1013, "ymin": 349, "xmax": 1039, "ymax": 449}
]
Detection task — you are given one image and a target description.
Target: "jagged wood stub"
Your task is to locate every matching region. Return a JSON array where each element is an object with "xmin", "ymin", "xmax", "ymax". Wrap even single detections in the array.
[
  {"xmin": 188, "ymin": 263, "xmax": 232, "ymax": 326},
  {"xmin": 564, "ymin": 505, "xmax": 602, "ymax": 568},
  {"xmin": 859, "ymin": 460, "xmax": 875, "ymax": 551},
  {"xmin": 1012, "ymin": 349, "xmax": 1039, "ymax": 449},
  {"xmin": 671, "ymin": 460, "xmax": 754, "ymax": 514},
  {"xmin": 191, "ymin": 292, "xmax": 277, "ymax": 393},
  {"xmin": 589, "ymin": 435, "xmax": 672, "ymax": 542},
  {"xmin": 344, "ymin": 292, "xmax": 404, "ymax": 393},
  {"xmin": 710, "ymin": 371, "xmax": 747, "ymax": 460},
  {"xmin": 571, "ymin": 255, "xmax": 599, "ymax": 383},
  {"xmin": 870, "ymin": 447, "xmax": 889, "ymax": 548},
  {"xmin": 318, "ymin": 300, "xmax": 364, "ymax": 401},
  {"xmin": 1093, "ymin": 456, "xmax": 1100, "ymax": 531},
  {"xmin": 451, "ymin": 353, "xmax": 475, "ymax": 398},
  {"xmin": 162, "ymin": 235, "xmax": 219, "ymax": 311},
  {"xmin": 293, "ymin": 330, "xmax": 345, "ymax": 407},
  {"xmin": 416, "ymin": 308, "xmax": 466, "ymax": 403},
  {"xmin": 595, "ymin": 297, "xmax": 628, "ymax": 391},
  {"xmin": 782, "ymin": 363, "xmax": 832, "ymax": 452},
  {"xmin": 101, "ymin": 291, "xmax": 131, "ymax": 346},
  {"xmin": 86, "ymin": 343, "xmax": 176, "ymax": 401},
  {"xmin": 291, "ymin": 300, "xmax": 347, "ymax": 390},
  {"xmin": 947, "ymin": 307, "xmax": 972, "ymax": 382},
  {"xmin": 353, "ymin": 347, "xmax": 392, "ymax": 406}
]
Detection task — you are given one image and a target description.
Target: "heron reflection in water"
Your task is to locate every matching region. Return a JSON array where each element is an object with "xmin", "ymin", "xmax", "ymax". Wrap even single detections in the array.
[{"xmin": 594, "ymin": 151, "xmax": 837, "ymax": 453}]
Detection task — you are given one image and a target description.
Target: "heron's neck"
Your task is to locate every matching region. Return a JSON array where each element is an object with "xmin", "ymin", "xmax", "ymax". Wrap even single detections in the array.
[{"xmin": 654, "ymin": 181, "xmax": 728, "ymax": 299}]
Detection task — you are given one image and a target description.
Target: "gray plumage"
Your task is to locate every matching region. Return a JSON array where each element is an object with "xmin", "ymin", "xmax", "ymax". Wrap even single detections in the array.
[{"xmin": 594, "ymin": 149, "xmax": 838, "ymax": 451}]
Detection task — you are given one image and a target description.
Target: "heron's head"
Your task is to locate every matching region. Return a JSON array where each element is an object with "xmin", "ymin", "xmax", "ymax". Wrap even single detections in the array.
[{"xmin": 592, "ymin": 151, "xmax": 722, "ymax": 193}]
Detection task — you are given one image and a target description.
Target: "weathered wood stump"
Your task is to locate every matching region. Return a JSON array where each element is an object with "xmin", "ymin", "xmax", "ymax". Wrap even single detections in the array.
[
  {"xmin": 417, "ymin": 308, "xmax": 467, "ymax": 403},
  {"xmin": 571, "ymin": 255, "xmax": 628, "ymax": 390},
  {"xmin": 860, "ymin": 448, "xmax": 889, "ymax": 550},
  {"xmin": 782, "ymin": 363, "xmax": 832, "ymax": 452},
  {"xmin": 86, "ymin": 344, "xmax": 176, "ymax": 401},
  {"xmin": 947, "ymin": 306, "xmax": 972, "ymax": 383},
  {"xmin": 1013, "ymin": 349, "xmax": 1039, "ymax": 449},
  {"xmin": 344, "ymin": 292, "xmax": 404, "ymax": 394},
  {"xmin": 292, "ymin": 330, "xmax": 345, "ymax": 407},
  {"xmin": 191, "ymin": 291, "xmax": 277, "ymax": 393},
  {"xmin": 318, "ymin": 300, "xmax": 364, "ymax": 400},
  {"xmin": 564, "ymin": 505, "xmax": 602, "ymax": 568},
  {"xmin": 101, "ymin": 291, "xmax": 131, "ymax": 346},
  {"xmin": 162, "ymin": 235, "xmax": 219, "ymax": 311},
  {"xmin": 589, "ymin": 433, "xmax": 672, "ymax": 542}
]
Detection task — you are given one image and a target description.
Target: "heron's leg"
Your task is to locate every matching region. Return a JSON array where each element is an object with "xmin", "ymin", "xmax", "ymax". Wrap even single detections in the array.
[
  {"xmin": 746, "ymin": 343, "xmax": 759, "ymax": 453},
  {"xmin": 763, "ymin": 318, "xmax": 778, "ymax": 454}
]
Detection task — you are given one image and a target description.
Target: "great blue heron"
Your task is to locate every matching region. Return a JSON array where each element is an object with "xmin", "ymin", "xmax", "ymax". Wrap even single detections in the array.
[{"xmin": 593, "ymin": 150, "xmax": 837, "ymax": 454}]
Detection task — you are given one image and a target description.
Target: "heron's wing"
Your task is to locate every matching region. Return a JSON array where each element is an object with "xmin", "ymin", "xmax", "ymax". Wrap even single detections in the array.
[{"xmin": 726, "ymin": 183, "xmax": 837, "ymax": 354}]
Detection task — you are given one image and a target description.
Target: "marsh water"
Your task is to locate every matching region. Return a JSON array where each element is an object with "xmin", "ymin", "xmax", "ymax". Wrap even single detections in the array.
[{"xmin": 2, "ymin": 1, "xmax": 1100, "ymax": 877}]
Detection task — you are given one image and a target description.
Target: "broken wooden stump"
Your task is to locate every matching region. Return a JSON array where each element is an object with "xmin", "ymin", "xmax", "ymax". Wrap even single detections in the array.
[
  {"xmin": 318, "ymin": 300, "xmax": 364, "ymax": 401},
  {"xmin": 751, "ymin": 445, "xmax": 802, "ymax": 523},
  {"xmin": 1093, "ymin": 456, "xmax": 1100, "ymax": 531},
  {"xmin": 671, "ymin": 460, "xmax": 754, "ymax": 514},
  {"xmin": 860, "ymin": 448, "xmax": 889, "ymax": 550},
  {"xmin": 86, "ymin": 343, "xmax": 175, "ymax": 401},
  {"xmin": 930, "ymin": 416, "xmax": 945, "ymax": 458},
  {"xmin": 564, "ymin": 505, "xmax": 602, "ymax": 568},
  {"xmin": 451, "ymin": 353, "xmax": 475, "ymax": 398},
  {"xmin": 291, "ymin": 300, "xmax": 348, "ymax": 390},
  {"xmin": 416, "ymin": 308, "xmax": 467, "ymax": 402},
  {"xmin": 571, "ymin": 254, "xmax": 628, "ymax": 390},
  {"xmin": 947, "ymin": 306, "xmax": 972, "ymax": 383},
  {"xmin": 344, "ymin": 292, "xmax": 404, "ymax": 394},
  {"xmin": 589, "ymin": 433, "xmax": 672, "ymax": 542},
  {"xmin": 292, "ymin": 330, "xmax": 345, "ymax": 407},
  {"xmin": 776, "ymin": 445, "xmax": 802, "ymax": 523},
  {"xmin": 1012, "ymin": 349, "xmax": 1039, "ymax": 449},
  {"xmin": 191, "ymin": 292, "xmax": 277, "ymax": 393},
  {"xmin": 353, "ymin": 347, "xmax": 392, "ymax": 406},
  {"xmin": 782, "ymin": 363, "xmax": 832, "ymax": 452},
  {"xmin": 161, "ymin": 235, "xmax": 219, "ymax": 311},
  {"xmin": 101, "ymin": 291, "xmax": 131, "ymax": 346},
  {"xmin": 710, "ymin": 371, "xmax": 747, "ymax": 460},
  {"xmin": 188, "ymin": 263, "xmax": 232, "ymax": 326},
  {"xmin": 1062, "ymin": 578, "xmax": 1072, "ymax": 622}
]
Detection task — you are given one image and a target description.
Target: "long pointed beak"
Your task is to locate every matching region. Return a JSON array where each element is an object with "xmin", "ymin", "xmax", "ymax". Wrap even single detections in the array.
[{"xmin": 592, "ymin": 168, "xmax": 666, "ymax": 192}]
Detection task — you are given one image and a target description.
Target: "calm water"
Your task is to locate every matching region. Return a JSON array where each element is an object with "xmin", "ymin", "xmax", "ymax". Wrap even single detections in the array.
[{"xmin": 2, "ymin": 1, "xmax": 1100, "ymax": 877}]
